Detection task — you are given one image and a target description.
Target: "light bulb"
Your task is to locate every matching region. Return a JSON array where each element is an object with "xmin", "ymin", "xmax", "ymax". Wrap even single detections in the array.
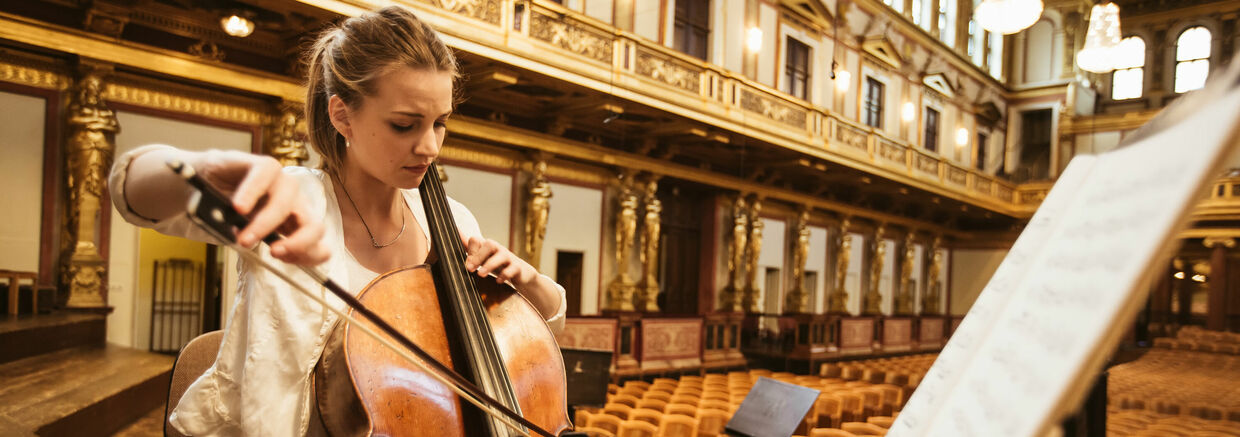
[
  {"xmin": 975, "ymin": 0, "xmax": 1044, "ymax": 35},
  {"xmin": 746, "ymin": 27, "xmax": 763, "ymax": 52},
  {"xmin": 956, "ymin": 127, "xmax": 969, "ymax": 146},
  {"xmin": 835, "ymin": 70, "xmax": 851, "ymax": 92},
  {"xmin": 221, "ymin": 15, "xmax": 255, "ymax": 38},
  {"xmin": 902, "ymin": 102, "xmax": 916, "ymax": 121}
]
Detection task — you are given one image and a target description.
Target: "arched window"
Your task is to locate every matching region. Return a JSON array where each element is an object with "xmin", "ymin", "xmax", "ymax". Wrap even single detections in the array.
[
  {"xmin": 1174, "ymin": 27, "xmax": 1211, "ymax": 93},
  {"xmin": 884, "ymin": 0, "xmax": 904, "ymax": 13},
  {"xmin": 1111, "ymin": 36, "xmax": 1145, "ymax": 100}
]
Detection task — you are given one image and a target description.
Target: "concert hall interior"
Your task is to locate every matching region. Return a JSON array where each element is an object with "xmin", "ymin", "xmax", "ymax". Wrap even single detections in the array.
[{"xmin": 1, "ymin": 0, "xmax": 1239, "ymax": 435}]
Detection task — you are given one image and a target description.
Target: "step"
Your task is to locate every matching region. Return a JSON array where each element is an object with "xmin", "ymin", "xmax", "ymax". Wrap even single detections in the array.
[
  {"xmin": 0, "ymin": 345, "xmax": 174, "ymax": 437},
  {"xmin": 0, "ymin": 313, "xmax": 105, "ymax": 365}
]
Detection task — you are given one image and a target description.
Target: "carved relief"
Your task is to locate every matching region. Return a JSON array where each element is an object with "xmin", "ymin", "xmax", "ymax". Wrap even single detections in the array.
[
  {"xmin": 740, "ymin": 88, "xmax": 808, "ymax": 129},
  {"xmin": 924, "ymin": 236, "xmax": 943, "ymax": 315},
  {"xmin": 635, "ymin": 51, "xmax": 700, "ymax": 93},
  {"xmin": 63, "ymin": 69, "xmax": 119, "ymax": 309},
  {"xmin": 863, "ymin": 224, "xmax": 886, "ymax": 314},
  {"xmin": 266, "ymin": 105, "xmax": 309, "ymax": 166},
  {"xmin": 740, "ymin": 196, "xmax": 764, "ymax": 313},
  {"xmin": 636, "ymin": 175, "xmax": 662, "ymax": 312},
  {"xmin": 523, "ymin": 160, "xmax": 553, "ymax": 269},
  {"xmin": 946, "ymin": 167, "xmax": 968, "ymax": 186},
  {"xmin": 974, "ymin": 177, "xmax": 994, "ymax": 195},
  {"xmin": 719, "ymin": 195, "xmax": 749, "ymax": 312},
  {"xmin": 915, "ymin": 154, "xmax": 940, "ymax": 176},
  {"xmin": 834, "ymin": 121, "xmax": 869, "ymax": 152},
  {"xmin": 877, "ymin": 139, "xmax": 905, "ymax": 165},
  {"xmin": 530, "ymin": 13, "xmax": 612, "ymax": 63},
  {"xmin": 437, "ymin": 0, "xmax": 501, "ymax": 25},
  {"xmin": 605, "ymin": 171, "xmax": 639, "ymax": 311},
  {"xmin": 103, "ymin": 81, "xmax": 264, "ymax": 125},
  {"xmin": 995, "ymin": 184, "xmax": 1015, "ymax": 202},
  {"xmin": 828, "ymin": 217, "xmax": 852, "ymax": 313},
  {"xmin": 0, "ymin": 56, "xmax": 68, "ymax": 90},
  {"xmin": 784, "ymin": 208, "xmax": 812, "ymax": 313}
]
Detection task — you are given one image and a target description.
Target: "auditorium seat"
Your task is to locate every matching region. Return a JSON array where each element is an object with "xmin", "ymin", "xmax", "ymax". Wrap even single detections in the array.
[
  {"xmin": 840, "ymin": 421, "xmax": 888, "ymax": 436},
  {"xmin": 590, "ymin": 414, "xmax": 624, "ymax": 434},
  {"xmin": 604, "ymin": 403, "xmax": 634, "ymax": 420},
  {"xmin": 631, "ymin": 408, "xmax": 663, "ymax": 427},
  {"xmin": 659, "ymin": 414, "xmax": 698, "ymax": 437},
  {"xmin": 665, "ymin": 403, "xmax": 697, "ymax": 418},
  {"xmin": 866, "ymin": 416, "xmax": 894, "ymax": 429},
  {"xmin": 645, "ymin": 391, "xmax": 673, "ymax": 402},
  {"xmin": 577, "ymin": 426, "xmax": 617, "ymax": 437},
  {"xmin": 810, "ymin": 429, "xmax": 859, "ymax": 437},
  {"xmin": 617, "ymin": 419, "xmax": 659, "ymax": 437},
  {"xmin": 638, "ymin": 398, "xmax": 668, "ymax": 412},
  {"xmin": 695, "ymin": 409, "xmax": 729, "ymax": 437},
  {"xmin": 613, "ymin": 393, "xmax": 641, "ymax": 408}
]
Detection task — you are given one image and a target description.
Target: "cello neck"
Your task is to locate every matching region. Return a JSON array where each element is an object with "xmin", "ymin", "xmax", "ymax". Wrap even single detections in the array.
[{"xmin": 418, "ymin": 162, "xmax": 525, "ymax": 435}]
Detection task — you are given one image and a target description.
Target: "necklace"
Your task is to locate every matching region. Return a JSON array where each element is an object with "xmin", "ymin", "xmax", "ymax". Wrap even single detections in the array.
[{"xmin": 336, "ymin": 176, "xmax": 406, "ymax": 248}]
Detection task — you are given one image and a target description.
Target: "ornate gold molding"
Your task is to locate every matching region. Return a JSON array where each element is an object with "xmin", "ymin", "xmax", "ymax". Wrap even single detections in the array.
[
  {"xmin": 0, "ymin": 56, "xmax": 68, "ymax": 90},
  {"xmin": 440, "ymin": 142, "xmax": 518, "ymax": 169},
  {"xmin": 103, "ymin": 80, "xmax": 266, "ymax": 126}
]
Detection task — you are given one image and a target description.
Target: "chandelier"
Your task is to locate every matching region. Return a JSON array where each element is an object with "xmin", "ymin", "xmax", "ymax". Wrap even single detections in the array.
[
  {"xmin": 1076, "ymin": 3, "xmax": 1122, "ymax": 73},
  {"xmin": 975, "ymin": 0, "xmax": 1044, "ymax": 34}
]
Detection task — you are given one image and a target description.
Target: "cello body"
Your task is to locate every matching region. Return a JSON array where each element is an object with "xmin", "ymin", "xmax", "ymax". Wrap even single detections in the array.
[{"xmin": 316, "ymin": 265, "xmax": 571, "ymax": 436}]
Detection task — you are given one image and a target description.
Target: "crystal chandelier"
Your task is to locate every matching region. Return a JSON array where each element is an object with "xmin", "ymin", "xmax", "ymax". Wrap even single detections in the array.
[
  {"xmin": 975, "ymin": 0, "xmax": 1044, "ymax": 35},
  {"xmin": 1076, "ymin": 3, "xmax": 1122, "ymax": 73}
]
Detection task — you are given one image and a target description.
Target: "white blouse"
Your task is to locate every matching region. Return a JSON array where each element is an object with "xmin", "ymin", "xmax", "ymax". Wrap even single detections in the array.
[{"xmin": 108, "ymin": 145, "xmax": 566, "ymax": 436}]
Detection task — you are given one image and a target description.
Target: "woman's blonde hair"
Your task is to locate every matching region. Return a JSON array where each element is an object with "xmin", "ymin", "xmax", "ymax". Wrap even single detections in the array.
[{"xmin": 304, "ymin": 6, "xmax": 459, "ymax": 175}]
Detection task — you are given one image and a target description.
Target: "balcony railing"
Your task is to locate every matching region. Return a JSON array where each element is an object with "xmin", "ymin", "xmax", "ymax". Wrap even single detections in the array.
[{"xmin": 396, "ymin": 0, "xmax": 1048, "ymax": 216}]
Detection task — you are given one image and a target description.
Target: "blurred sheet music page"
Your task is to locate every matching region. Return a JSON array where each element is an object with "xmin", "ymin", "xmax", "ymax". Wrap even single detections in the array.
[{"xmin": 891, "ymin": 62, "xmax": 1240, "ymax": 437}]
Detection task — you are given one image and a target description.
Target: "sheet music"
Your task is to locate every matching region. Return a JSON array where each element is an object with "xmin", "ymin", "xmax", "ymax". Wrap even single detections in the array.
[
  {"xmin": 891, "ymin": 156, "xmax": 1097, "ymax": 435},
  {"xmin": 891, "ymin": 79, "xmax": 1240, "ymax": 437}
]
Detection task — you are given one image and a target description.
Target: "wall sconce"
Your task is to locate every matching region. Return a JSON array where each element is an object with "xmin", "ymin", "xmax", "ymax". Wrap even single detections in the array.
[
  {"xmin": 1192, "ymin": 274, "xmax": 1207, "ymax": 283},
  {"xmin": 746, "ymin": 27, "xmax": 763, "ymax": 52},
  {"xmin": 956, "ymin": 127, "xmax": 969, "ymax": 146},
  {"xmin": 220, "ymin": 14, "xmax": 255, "ymax": 38},
  {"xmin": 1174, "ymin": 271, "xmax": 1185, "ymax": 279},
  {"xmin": 835, "ymin": 69, "xmax": 850, "ymax": 92},
  {"xmin": 902, "ymin": 102, "xmax": 916, "ymax": 122}
]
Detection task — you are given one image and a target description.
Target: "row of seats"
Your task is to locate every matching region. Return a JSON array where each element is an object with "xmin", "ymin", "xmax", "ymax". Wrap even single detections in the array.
[
  {"xmin": 575, "ymin": 355, "xmax": 941, "ymax": 436},
  {"xmin": 1108, "ymin": 408, "xmax": 1240, "ymax": 437},
  {"xmin": 1108, "ymin": 348, "xmax": 1240, "ymax": 434},
  {"xmin": 1154, "ymin": 326, "xmax": 1240, "ymax": 355}
]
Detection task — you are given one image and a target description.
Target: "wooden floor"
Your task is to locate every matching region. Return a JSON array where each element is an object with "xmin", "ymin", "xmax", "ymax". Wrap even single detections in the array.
[{"xmin": 113, "ymin": 407, "xmax": 163, "ymax": 437}]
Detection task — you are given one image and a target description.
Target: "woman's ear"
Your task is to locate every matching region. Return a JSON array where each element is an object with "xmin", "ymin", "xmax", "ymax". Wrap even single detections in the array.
[{"xmin": 327, "ymin": 95, "xmax": 353, "ymax": 142}]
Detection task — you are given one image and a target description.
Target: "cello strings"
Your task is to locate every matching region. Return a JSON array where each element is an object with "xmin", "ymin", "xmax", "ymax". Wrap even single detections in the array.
[{"xmin": 227, "ymin": 245, "xmax": 538, "ymax": 437}]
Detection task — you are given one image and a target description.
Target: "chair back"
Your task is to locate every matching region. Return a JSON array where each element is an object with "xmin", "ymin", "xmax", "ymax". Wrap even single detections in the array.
[{"xmin": 164, "ymin": 330, "xmax": 224, "ymax": 437}]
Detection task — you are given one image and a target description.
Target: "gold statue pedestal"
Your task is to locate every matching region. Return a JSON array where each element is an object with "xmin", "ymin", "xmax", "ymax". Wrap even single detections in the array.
[{"xmin": 605, "ymin": 277, "xmax": 637, "ymax": 312}]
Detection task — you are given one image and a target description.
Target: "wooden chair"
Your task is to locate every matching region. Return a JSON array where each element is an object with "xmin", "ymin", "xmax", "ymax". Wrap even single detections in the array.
[
  {"xmin": 604, "ymin": 403, "xmax": 634, "ymax": 420},
  {"xmin": 577, "ymin": 426, "xmax": 617, "ymax": 437},
  {"xmin": 699, "ymin": 399, "xmax": 730, "ymax": 412},
  {"xmin": 591, "ymin": 414, "xmax": 624, "ymax": 434},
  {"xmin": 695, "ymin": 409, "xmax": 730, "ymax": 437},
  {"xmin": 810, "ymin": 428, "xmax": 859, "ymax": 437},
  {"xmin": 814, "ymin": 395, "xmax": 843, "ymax": 429},
  {"xmin": 644, "ymin": 390, "xmax": 673, "ymax": 402},
  {"xmin": 617, "ymin": 419, "xmax": 659, "ymax": 437},
  {"xmin": 575, "ymin": 410, "xmax": 594, "ymax": 428},
  {"xmin": 866, "ymin": 416, "xmax": 894, "ymax": 429},
  {"xmin": 665, "ymin": 403, "xmax": 697, "ymax": 418},
  {"xmin": 659, "ymin": 413, "xmax": 698, "ymax": 437},
  {"xmin": 613, "ymin": 393, "xmax": 641, "ymax": 408},
  {"xmin": 669, "ymin": 394, "xmax": 700, "ymax": 407},
  {"xmin": 630, "ymin": 408, "xmax": 664, "ymax": 427},
  {"xmin": 841, "ymin": 421, "xmax": 888, "ymax": 436},
  {"xmin": 637, "ymin": 398, "xmax": 668, "ymax": 413},
  {"xmin": 165, "ymin": 331, "xmax": 224, "ymax": 437}
]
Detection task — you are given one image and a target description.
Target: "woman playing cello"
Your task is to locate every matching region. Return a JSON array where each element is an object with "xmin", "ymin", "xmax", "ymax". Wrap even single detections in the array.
[{"xmin": 108, "ymin": 6, "xmax": 567, "ymax": 435}]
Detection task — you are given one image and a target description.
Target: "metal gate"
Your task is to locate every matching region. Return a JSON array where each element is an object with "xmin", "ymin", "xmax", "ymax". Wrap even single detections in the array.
[{"xmin": 150, "ymin": 258, "xmax": 205, "ymax": 354}]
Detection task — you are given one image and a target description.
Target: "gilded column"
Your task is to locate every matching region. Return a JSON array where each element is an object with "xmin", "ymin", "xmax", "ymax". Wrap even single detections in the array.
[
  {"xmin": 522, "ymin": 160, "xmax": 552, "ymax": 269},
  {"xmin": 895, "ymin": 232, "xmax": 916, "ymax": 315},
  {"xmin": 266, "ymin": 103, "xmax": 309, "ymax": 167},
  {"xmin": 1204, "ymin": 237, "xmax": 1233, "ymax": 331},
  {"xmin": 636, "ymin": 175, "xmax": 662, "ymax": 311},
  {"xmin": 62, "ymin": 69, "xmax": 119, "ymax": 309},
  {"xmin": 604, "ymin": 171, "xmax": 639, "ymax": 311},
  {"xmin": 783, "ymin": 207, "xmax": 811, "ymax": 313},
  {"xmin": 718, "ymin": 195, "xmax": 748, "ymax": 312},
  {"xmin": 863, "ymin": 224, "xmax": 886, "ymax": 315},
  {"xmin": 827, "ymin": 217, "xmax": 852, "ymax": 313},
  {"xmin": 740, "ymin": 196, "xmax": 764, "ymax": 313},
  {"xmin": 924, "ymin": 236, "xmax": 943, "ymax": 315}
]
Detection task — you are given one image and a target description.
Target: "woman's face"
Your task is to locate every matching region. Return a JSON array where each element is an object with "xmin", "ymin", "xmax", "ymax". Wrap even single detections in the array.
[{"xmin": 331, "ymin": 66, "xmax": 454, "ymax": 189}]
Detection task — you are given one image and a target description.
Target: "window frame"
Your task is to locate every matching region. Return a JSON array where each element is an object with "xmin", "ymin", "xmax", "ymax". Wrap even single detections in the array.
[
  {"xmin": 863, "ymin": 77, "xmax": 885, "ymax": 129},
  {"xmin": 1110, "ymin": 35, "xmax": 1146, "ymax": 101},
  {"xmin": 1173, "ymin": 26, "xmax": 1211, "ymax": 94},
  {"xmin": 924, "ymin": 107, "xmax": 941, "ymax": 153},
  {"xmin": 783, "ymin": 36, "xmax": 811, "ymax": 101},
  {"xmin": 673, "ymin": 0, "xmax": 712, "ymax": 61}
]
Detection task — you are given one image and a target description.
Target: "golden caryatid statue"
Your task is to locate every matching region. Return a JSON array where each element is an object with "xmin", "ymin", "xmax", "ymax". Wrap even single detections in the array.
[
  {"xmin": 895, "ymin": 232, "xmax": 916, "ymax": 315},
  {"xmin": 718, "ymin": 195, "xmax": 748, "ymax": 312},
  {"xmin": 827, "ymin": 218, "xmax": 851, "ymax": 313},
  {"xmin": 636, "ymin": 176, "xmax": 662, "ymax": 312},
  {"xmin": 267, "ymin": 105, "xmax": 310, "ymax": 167},
  {"xmin": 783, "ymin": 207, "xmax": 812, "ymax": 313},
  {"xmin": 924, "ymin": 236, "xmax": 943, "ymax": 315},
  {"xmin": 740, "ymin": 196, "xmax": 764, "ymax": 313},
  {"xmin": 604, "ymin": 171, "xmax": 639, "ymax": 311},
  {"xmin": 63, "ymin": 70, "xmax": 119, "ymax": 309},
  {"xmin": 522, "ymin": 160, "xmax": 552, "ymax": 269},
  {"xmin": 863, "ymin": 224, "xmax": 886, "ymax": 315}
]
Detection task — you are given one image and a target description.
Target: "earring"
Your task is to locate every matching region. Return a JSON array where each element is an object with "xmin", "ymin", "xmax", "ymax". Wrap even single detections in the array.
[{"xmin": 345, "ymin": 140, "xmax": 351, "ymax": 148}]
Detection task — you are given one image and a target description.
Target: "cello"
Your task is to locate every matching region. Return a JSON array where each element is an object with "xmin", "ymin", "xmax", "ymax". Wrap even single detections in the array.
[{"xmin": 172, "ymin": 161, "xmax": 571, "ymax": 436}]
